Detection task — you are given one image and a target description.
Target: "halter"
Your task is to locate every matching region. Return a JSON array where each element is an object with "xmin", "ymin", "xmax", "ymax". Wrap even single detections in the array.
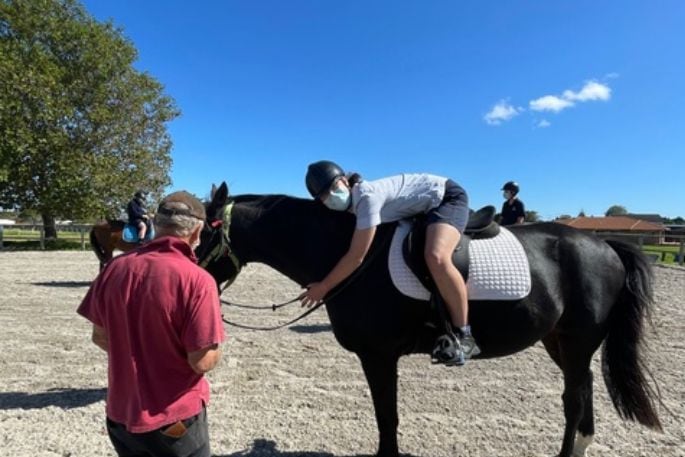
[{"xmin": 198, "ymin": 202, "xmax": 242, "ymax": 290}]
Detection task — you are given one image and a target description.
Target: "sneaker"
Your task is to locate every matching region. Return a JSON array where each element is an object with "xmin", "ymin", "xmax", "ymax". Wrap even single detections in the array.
[
  {"xmin": 460, "ymin": 334, "xmax": 481, "ymax": 360},
  {"xmin": 431, "ymin": 334, "xmax": 466, "ymax": 366}
]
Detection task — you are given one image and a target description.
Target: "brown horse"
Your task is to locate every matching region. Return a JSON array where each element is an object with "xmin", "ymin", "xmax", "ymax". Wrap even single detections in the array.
[{"xmin": 89, "ymin": 220, "xmax": 139, "ymax": 269}]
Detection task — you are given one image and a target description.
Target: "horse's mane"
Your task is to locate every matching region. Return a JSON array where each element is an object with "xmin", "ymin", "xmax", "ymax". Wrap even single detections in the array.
[
  {"xmin": 229, "ymin": 193, "xmax": 356, "ymax": 245},
  {"xmin": 231, "ymin": 194, "xmax": 337, "ymax": 222}
]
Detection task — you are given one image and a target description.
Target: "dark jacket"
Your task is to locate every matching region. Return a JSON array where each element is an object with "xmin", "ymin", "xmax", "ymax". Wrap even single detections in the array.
[{"xmin": 127, "ymin": 197, "xmax": 147, "ymax": 223}]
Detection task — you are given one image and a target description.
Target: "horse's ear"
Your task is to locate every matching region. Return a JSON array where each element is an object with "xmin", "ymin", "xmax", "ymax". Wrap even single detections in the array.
[
  {"xmin": 211, "ymin": 184, "xmax": 217, "ymax": 199},
  {"xmin": 209, "ymin": 181, "xmax": 229, "ymax": 211}
]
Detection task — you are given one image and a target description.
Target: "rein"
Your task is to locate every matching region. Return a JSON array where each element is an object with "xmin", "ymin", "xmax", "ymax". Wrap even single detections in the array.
[{"xmin": 219, "ymin": 221, "xmax": 394, "ymax": 331}]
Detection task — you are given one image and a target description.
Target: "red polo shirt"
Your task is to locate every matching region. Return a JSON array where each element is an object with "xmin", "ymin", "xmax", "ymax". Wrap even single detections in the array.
[{"xmin": 78, "ymin": 236, "xmax": 225, "ymax": 433}]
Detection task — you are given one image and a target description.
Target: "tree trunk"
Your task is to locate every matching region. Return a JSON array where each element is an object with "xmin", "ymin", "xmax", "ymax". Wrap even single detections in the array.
[{"xmin": 42, "ymin": 213, "xmax": 57, "ymax": 240}]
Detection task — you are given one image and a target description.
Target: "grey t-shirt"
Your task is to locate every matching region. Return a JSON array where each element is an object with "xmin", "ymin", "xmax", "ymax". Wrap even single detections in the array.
[{"xmin": 351, "ymin": 173, "xmax": 448, "ymax": 229}]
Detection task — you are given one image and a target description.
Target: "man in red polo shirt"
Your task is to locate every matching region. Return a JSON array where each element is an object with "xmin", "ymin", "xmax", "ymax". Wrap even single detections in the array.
[{"xmin": 78, "ymin": 191, "xmax": 225, "ymax": 457}]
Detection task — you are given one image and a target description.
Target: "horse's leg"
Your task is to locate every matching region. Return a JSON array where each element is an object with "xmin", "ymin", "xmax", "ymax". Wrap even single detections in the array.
[
  {"xmin": 572, "ymin": 373, "xmax": 594, "ymax": 457},
  {"xmin": 359, "ymin": 353, "xmax": 400, "ymax": 457},
  {"xmin": 543, "ymin": 333, "xmax": 595, "ymax": 457}
]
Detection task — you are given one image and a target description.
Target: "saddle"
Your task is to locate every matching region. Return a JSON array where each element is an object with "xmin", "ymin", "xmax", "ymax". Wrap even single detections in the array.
[
  {"xmin": 402, "ymin": 205, "xmax": 500, "ymax": 290},
  {"xmin": 122, "ymin": 221, "xmax": 155, "ymax": 243}
]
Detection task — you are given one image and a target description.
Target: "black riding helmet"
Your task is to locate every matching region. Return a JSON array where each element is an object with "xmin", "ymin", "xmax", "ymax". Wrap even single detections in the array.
[
  {"xmin": 134, "ymin": 190, "xmax": 147, "ymax": 199},
  {"xmin": 501, "ymin": 181, "xmax": 520, "ymax": 195},
  {"xmin": 305, "ymin": 160, "xmax": 345, "ymax": 198}
]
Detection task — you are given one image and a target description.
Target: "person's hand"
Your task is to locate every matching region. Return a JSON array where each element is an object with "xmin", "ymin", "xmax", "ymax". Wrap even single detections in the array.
[{"xmin": 299, "ymin": 282, "xmax": 330, "ymax": 308}]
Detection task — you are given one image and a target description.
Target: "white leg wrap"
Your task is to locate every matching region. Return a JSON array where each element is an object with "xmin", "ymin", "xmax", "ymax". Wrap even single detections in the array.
[{"xmin": 572, "ymin": 433, "xmax": 594, "ymax": 457}]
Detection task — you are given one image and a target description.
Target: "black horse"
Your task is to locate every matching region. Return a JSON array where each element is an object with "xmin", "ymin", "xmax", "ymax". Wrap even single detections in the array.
[{"xmin": 197, "ymin": 182, "xmax": 661, "ymax": 457}]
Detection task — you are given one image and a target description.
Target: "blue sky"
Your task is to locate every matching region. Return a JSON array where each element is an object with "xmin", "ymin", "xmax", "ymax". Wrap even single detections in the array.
[{"xmin": 83, "ymin": 1, "xmax": 684, "ymax": 220}]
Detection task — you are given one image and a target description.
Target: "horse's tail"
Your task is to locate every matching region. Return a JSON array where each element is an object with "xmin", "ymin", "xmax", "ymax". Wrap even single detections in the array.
[
  {"xmin": 602, "ymin": 239, "xmax": 662, "ymax": 431},
  {"xmin": 89, "ymin": 225, "xmax": 108, "ymax": 267}
]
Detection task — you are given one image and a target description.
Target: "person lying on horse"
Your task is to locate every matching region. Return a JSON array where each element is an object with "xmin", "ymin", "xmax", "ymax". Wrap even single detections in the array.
[
  {"xmin": 301, "ymin": 160, "xmax": 480, "ymax": 366},
  {"xmin": 127, "ymin": 190, "xmax": 150, "ymax": 242}
]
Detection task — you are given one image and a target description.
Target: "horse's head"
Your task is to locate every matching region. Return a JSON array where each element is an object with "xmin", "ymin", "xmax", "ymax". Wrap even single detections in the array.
[{"xmin": 195, "ymin": 182, "xmax": 242, "ymax": 289}]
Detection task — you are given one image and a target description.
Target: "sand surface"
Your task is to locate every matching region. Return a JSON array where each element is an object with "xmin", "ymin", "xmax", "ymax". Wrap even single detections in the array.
[{"xmin": 0, "ymin": 251, "xmax": 683, "ymax": 456}]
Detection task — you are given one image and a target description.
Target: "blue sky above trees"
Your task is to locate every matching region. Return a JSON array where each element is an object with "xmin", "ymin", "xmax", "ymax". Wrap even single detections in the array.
[{"xmin": 83, "ymin": 1, "xmax": 684, "ymax": 219}]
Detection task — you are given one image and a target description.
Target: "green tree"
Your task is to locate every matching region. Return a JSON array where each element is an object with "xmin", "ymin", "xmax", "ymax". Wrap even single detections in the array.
[
  {"xmin": 605, "ymin": 205, "xmax": 628, "ymax": 216},
  {"xmin": 0, "ymin": 0, "xmax": 179, "ymax": 238},
  {"xmin": 664, "ymin": 216, "xmax": 685, "ymax": 225},
  {"xmin": 524, "ymin": 210, "xmax": 539, "ymax": 223}
]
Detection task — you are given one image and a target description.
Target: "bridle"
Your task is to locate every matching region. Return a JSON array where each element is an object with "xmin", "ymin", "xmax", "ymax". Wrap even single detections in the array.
[
  {"xmin": 197, "ymin": 201, "xmax": 393, "ymax": 331},
  {"xmin": 196, "ymin": 201, "xmax": 313, "ymax": 330},
  {"xmin": 197, "ymin": 201, "xmax": 242, "ymax": 290}
]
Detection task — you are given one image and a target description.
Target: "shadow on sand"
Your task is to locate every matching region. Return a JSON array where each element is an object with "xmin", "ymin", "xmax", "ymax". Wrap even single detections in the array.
[
  {"xmin": 215, "ymin": 438, "xmax": 419, "ymax": 457},
  {"xmin": 32, "ymin": 281, "xmax": 92, "ymax": 288},
  {"xmin": 0, "ymin": 387, "xmax": 106, "ymax": 410},
  {"xmin": 288, "ymin": 324, "xmax": 332, "ymax": 334}
]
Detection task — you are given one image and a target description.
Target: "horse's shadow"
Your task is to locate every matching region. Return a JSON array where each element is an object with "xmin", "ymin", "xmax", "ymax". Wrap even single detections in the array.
[
  {"xmin": 215, "ymin": 439, "xmax": 419, "ymax": 457},
  {"xmin": 0, "ymin": 387, "xmax": 106, "ymax": 410},
  {"xmin": 31, "ymin": 281, "xmax": 92, "ymax": 288}
]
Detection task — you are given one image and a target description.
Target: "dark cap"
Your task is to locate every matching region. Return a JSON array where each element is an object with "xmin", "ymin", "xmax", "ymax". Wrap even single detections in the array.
[{"xmin": 157, "ymin": 191, "xmax": 206, "ymax": 220}]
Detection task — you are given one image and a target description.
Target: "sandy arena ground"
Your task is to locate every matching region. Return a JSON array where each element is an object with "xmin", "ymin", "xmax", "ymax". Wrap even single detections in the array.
[{"xmin": 0, "ymin": 251, "xmax": 683, "ymax": 457}]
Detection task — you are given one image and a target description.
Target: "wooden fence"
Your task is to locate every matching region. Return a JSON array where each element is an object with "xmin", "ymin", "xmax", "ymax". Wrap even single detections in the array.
[
  {"xmin": 0, "ymin": 223, "xmax": 92, "ymax": 250},
  {"xmin": 594, "ymin": 231, "xmax": 685, "ymax": 266},
  {"xmin": 1, "ymin": 224, "xmax": 684, "ymax": 265}
]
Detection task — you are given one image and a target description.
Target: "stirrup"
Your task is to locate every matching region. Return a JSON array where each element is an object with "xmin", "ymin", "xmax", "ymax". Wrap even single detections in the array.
[{"xmin": 431, "ymin": 333, "xmax": 465, "ymax": 366}]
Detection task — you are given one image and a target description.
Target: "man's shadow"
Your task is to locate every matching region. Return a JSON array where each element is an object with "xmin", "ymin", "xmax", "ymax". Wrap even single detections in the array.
[
  {"xmin": 288, "ymin": 324, "xmax": 332, "ymax": 334},
  {"xmin": 215, "ymin": 438, "xmax": 418, "ymax": 457},
  {"xmin": 0, "ymin": 387, "xmax": 105, "ymax": 410},
  {"xmin": 31, "ymin": 281, "xmax": 92, "ymax": 288}
]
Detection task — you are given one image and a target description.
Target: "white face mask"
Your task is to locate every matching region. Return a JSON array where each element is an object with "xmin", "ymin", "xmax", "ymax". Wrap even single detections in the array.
[
  {"xmin": 503, "ymin": 191, "xmax": 512, "ymax": 200},
  {"xmin": 324, "ymin": 187, "xmax": 351, "ymax": 211}
]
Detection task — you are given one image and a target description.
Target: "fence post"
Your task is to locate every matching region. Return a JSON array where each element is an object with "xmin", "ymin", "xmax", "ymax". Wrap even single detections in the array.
[
  {"xmin": 39, "ymin": 226, "xmax": 45, "ymax": 250},
  {"xmin": 80, "ymin": 227, "xmax": 86, "ymax": 250},
  {"xmin": 679, "ymin": 239, "xmax": 685, "ymax": 266},
  {"xmin": 0, "ymin": 225, "xmax": 3, "ymax": 250}
]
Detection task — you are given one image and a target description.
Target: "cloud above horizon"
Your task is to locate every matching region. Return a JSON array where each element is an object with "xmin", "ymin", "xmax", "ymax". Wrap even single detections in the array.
[
  {"xmin": 483, "ymin": 100, "xmax": 523, "ymax": 125},
  {"xmin": 485, "ymin": 78, "xmax": 613, "ymax": 126}
]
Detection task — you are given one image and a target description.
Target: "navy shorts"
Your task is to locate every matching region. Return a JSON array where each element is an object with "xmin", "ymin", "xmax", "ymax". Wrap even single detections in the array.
[{"xmin": 426, "ymin": 179, "xmax": 469, "ymax": 233}]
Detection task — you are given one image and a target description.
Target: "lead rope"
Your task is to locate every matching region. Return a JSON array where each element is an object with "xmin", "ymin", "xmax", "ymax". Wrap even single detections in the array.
[{"xmin": 220, "ymin": 225, "xmax": 393, "ymax": 331}]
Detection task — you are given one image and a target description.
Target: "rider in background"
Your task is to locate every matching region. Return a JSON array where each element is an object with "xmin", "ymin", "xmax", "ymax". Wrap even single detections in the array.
[
  {"xmin": 302, "ymin": 160, "xmax": 480, "ymax": 366},
  {"xmin": 500, "ymin": 181, "xmax": 525, "ymax": 226},
  {"xmin": 127, "ymin": 190, "xmax": 149, "ymax": 242}
]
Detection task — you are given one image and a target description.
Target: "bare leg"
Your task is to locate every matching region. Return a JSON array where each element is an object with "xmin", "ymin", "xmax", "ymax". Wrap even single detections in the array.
[
  {"xmin": 138, "ymin": 221, "xmax": 147, "ymax": 240},
  {"xmin": 424, "ymin": 223, "xmax": 467, "ymax": 328}
]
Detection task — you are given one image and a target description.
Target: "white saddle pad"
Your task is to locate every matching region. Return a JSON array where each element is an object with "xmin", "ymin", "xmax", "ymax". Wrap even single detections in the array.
[{"xmin": 388, "ymin": 221, "xmax": 531, "ymax": 301}]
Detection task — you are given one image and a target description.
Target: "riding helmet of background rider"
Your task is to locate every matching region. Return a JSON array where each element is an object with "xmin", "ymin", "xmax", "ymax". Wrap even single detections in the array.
[{"xmin": 501, "ymin": 181, "xmax": 520, "ymax": 199}]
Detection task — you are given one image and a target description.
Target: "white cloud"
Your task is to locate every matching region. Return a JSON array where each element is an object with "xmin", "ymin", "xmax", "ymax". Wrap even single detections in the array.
[
  {"xmin": 529, "ymin": 95, "xmax": 574, "ymax": 113},
  {"xmin": 483, "ymin": 100, "xmax": 523, "ymax": 125},
  {"xmin": 563, "ymin": 81, "xmax": 611, "ymax": 102},
  {"xmin": 485, "ymin": 76, "xmax": 614, "ymax": 125}
]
